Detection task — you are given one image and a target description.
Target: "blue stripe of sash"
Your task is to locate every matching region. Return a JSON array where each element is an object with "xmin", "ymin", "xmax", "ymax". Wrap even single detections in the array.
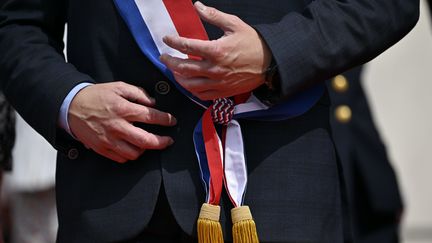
[
  {"xmin": 193, "ymin": 119, "xmax": 211, "ymax": 201},
  {"xmin": 113, "ymin": 0, "xmax": 211, "ymax": 108}
]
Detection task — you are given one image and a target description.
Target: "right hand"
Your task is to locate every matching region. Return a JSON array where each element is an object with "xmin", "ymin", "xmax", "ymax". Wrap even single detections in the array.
[{"xmin": 68, "ymin": 81, "xmax": 177, "ymax": 163}]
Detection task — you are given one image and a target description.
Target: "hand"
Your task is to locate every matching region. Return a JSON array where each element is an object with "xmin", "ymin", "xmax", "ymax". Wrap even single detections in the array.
[
  {"xmin": 160, "ymin": 1, "xmax": 272, "ymax": 101},
  {"xmin": 68, "ymin": 82, "xmax": 177, "ymax": 163}
]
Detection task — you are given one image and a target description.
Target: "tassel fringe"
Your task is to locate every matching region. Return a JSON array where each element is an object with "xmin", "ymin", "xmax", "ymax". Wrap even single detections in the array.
[
  {"xmin": 231, "ymin": 206, "xmax": 259, "ymax": 243},
  {"xmin": 197, "ymin": 203, "xmax": 224, "ymax": 243}
]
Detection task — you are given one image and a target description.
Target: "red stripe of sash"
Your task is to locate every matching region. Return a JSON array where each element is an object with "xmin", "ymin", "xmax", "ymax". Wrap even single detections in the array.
[
  {"xmin": 162, "ymin": 0, "xmax": 208, "ymax": 60},
  {"xmin": 202, "ymin": 108, "xmax": 223, "ymax": 205}
]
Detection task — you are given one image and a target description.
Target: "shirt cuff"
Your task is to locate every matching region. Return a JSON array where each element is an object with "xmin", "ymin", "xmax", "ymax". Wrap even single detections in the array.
[{"xmin": 58, "ymin": 82, "xmax": 93, "ymax": 136}]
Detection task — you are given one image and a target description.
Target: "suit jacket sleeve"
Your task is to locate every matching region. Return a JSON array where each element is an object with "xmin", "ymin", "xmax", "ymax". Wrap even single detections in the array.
[
  {"xmin": 0, "ymin": 0, "xmax": 94, "ymax": 147},
  {"xmin": 254, "ymin": 0, "xmax": 419, "ymax": 100}
]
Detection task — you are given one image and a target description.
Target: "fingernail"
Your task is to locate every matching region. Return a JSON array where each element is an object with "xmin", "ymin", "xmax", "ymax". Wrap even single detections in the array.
[
  {"xmin": 159, "ymin": 54, "xmax": 170, "ymax": 63},
  {"xmin": 149, "ymin": 97, "xmax": 156, "ymax": 104},
  {"xmin": 171, "ymin": 115, "xmax": 177, "ymax": 125},
  {"xmin": 168, "ymin": 138, "xmax": 175, "ymax": 146},
  {"xmin": 162, "ymin": 36, "xmax": 173, "ymax": 43},
  {"xmin": 195, "ymin": 1, "xmax": 206, "ymax": 11}
]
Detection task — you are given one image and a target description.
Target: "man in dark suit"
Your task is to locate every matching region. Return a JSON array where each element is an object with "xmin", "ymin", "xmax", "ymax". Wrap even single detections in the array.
[
  {"xmin": 0, "ymin": 0, "xmax": 419, "ymax": 242},
  {"xmin": 328, "ymin": 68, "xmax": 403, "ymax": 243}
]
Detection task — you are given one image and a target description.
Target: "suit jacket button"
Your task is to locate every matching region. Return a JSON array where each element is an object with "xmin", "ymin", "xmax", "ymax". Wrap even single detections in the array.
[
  {"xmin": 335, "ymin": 105, "xmax": 352, "ymax": 123},
  {"xmin": 155, "ymin": 81, "xmax": 171, "ymax": 95},
  {"xmin": 332, "ymin": 75, "xmax": 349, "ymax": 93},
  {"xmin": 68, "ymin": 148, "xmax": 79, "ymax": 160}
]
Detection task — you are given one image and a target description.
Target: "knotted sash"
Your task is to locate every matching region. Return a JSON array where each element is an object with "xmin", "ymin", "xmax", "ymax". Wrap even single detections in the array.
[{"xmin": 113, "ymin": 0, "xmax": 325, "ymax": 239}]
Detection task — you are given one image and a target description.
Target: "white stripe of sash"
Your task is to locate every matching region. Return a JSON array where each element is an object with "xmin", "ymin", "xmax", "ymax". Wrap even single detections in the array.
[
  {"xmin": 234, "ymin": 94, "xmax": 269, "ymax": 115},
  {"xmin": 134, "ymin": 0, "xmax": 188, "ymax": 59},
  {"xmin": 224, "ymin": 95, "xmax": 269, "ymax": 206},
  {"xmin": 224, "ymin": 120, "xmax": 247, "ymax": 206}
]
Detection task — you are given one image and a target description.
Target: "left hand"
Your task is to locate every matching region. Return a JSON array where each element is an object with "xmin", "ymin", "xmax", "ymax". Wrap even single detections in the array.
[{"xmin": 160, "ymin": 1, "xmax": 272, "ymax": 101}]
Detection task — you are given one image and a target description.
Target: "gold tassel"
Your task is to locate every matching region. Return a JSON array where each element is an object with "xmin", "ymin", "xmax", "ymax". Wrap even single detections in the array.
[
  {"xmin": 197, "ymin": 203, "xmax": 224, "ymax": 243},
  {"xmin": 231, "ymin": 206, "xmax": 259, "ymax": 243}
]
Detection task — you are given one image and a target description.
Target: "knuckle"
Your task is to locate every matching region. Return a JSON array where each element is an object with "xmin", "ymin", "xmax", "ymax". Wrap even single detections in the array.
[
  {"xmin": 178, "ymin": 63, "xmax": 187, "ymax": 73},
  {"xmin": 211, "ymin": 44, "xmax": 226, "ymax": 60},
  {"xmin": 114, "ymin": 81, "xmax": 127, "ymax": 90},
  {"xmin": 207, "ymin": 7, "xmax": 218, "ymax": 19},
  {"xmin": 210, "ymin": 66, "xmax": 226, "ymax": 77},
  {"xmin": 182, "ymin": 39, "xmax": 190, "ymax": 53},
  {"xmin": 98, "ymin": 136, "xmax": 112, "ymax": 148},
  {"xmin": 230, "ymin": 15, "xmax": 241, "ymax": 24},
  {"xmin": 112, "ymin": 101, "xmax": 129, "ymax": 115},
  {"xmin": 104, "ymin": 120, "xmax": 120, "ymax": 133},
  {"xmin": 136, "ymin": 135, "xmax": 149, "ymax": 148}
]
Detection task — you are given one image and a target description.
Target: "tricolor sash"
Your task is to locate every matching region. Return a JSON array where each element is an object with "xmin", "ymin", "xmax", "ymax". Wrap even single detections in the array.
[{"xmin": 113, "ymin": 0, "xmax": 325, "ymax": 242}]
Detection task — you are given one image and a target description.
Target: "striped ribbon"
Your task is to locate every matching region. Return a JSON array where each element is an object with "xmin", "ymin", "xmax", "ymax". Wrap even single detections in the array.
[{"xmin": 113, "ymin": 0, "xmax": 325, "ymax": 208}]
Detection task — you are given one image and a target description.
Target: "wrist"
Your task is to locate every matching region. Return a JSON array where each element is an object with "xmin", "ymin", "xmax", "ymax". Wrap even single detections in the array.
[
  {"xmin": 58, "ymin": 82, "xmax": 94, "ymax": 137},
  {"xmin": 264, "ymin": 57, "xmax": 280, "ymax": 91}
]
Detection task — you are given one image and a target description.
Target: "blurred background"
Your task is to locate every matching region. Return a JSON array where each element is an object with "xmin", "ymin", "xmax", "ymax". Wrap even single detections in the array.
[{"xmin": 363, "ymin": 0, "xmax": 432, "ymax": 242}]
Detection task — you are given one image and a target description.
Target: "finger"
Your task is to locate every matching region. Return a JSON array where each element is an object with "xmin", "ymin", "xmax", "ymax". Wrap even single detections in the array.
[
  {"xmin": 195, "ymin": 89, "xmax": 228, "ymax": 101},
  {"xmin": 163, "ymin": 35, "xmax": 218, "ymax": 59},
  {"xmin": 125, "ymin": 103, "xmax": 177, "ymax": 126},
  {"xmin": 160, "ymin": 55, "xmax": 214, "ymax": 78},
  {"xmin": 175, "ymin": 75, "xmax": 221, "ymax": 93},
  {"xmin": 121, "ymin": 123, "xmax": 174, "ymax": 150},
  {"xmin": 93, "ymin": 146, "xmax": 129, "ymax": 164},
  {"xmin": 194, "ymin": 1, "xmax": 239, "ymax": 32},
  {"xmin": 108, "ymin": 139, "xmax": 145, "ymax": 161},
  {"xmin": 114, "ymin": 82, "xmax": 155, "ymax": 107}
]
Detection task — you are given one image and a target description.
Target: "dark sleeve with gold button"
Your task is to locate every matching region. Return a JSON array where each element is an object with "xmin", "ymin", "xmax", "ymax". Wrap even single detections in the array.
[
  {"xmin": 327, "ymin": 67, "xmax": 404, "ymax": 241},
  {"xmin": 253, "ymin": 0, "xmax": 419, "ymax": 101}
]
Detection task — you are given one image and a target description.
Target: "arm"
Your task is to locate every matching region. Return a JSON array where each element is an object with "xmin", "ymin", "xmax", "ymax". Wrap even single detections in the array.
[
  {"xmin": 254, "ymin": 0, "xmax": 420, "ymax": 98},
  {"xmin": 0, "ymin": 0, "xmax": 92, "ymax": 145},
  {"xmin": 0, "ymin": 0, "xmax": 177, "ymax": 162},
  {"xmin": 160, "ymin": 0, "xmax": 419, "ymax": 101}
]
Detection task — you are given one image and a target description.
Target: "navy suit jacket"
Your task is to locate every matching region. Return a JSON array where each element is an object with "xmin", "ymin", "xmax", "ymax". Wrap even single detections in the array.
[{"xmin": 0, "ymin": 0, "xmax": 418, "ymax": 242}]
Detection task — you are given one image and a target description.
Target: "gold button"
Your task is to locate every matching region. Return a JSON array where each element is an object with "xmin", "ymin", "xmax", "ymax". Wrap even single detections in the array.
[
  {"xmin": 332, "ymin": 75, "xmax": 349, "ymax": 93},
  {"xmin": 335, "ymin": 105, "xmax": 352, "ymax": 123}
]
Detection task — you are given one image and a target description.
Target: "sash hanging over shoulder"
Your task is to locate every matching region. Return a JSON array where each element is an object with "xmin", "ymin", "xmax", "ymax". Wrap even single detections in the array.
[{"xmin": 113, "ymin": 0, "xmax": 325, "ymax": 242}]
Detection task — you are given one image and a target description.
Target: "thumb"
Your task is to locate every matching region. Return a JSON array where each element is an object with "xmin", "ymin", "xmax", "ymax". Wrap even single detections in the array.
[{"xmin": 194, "ymin": 1, "xmax": 238, "ymax": 32}]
